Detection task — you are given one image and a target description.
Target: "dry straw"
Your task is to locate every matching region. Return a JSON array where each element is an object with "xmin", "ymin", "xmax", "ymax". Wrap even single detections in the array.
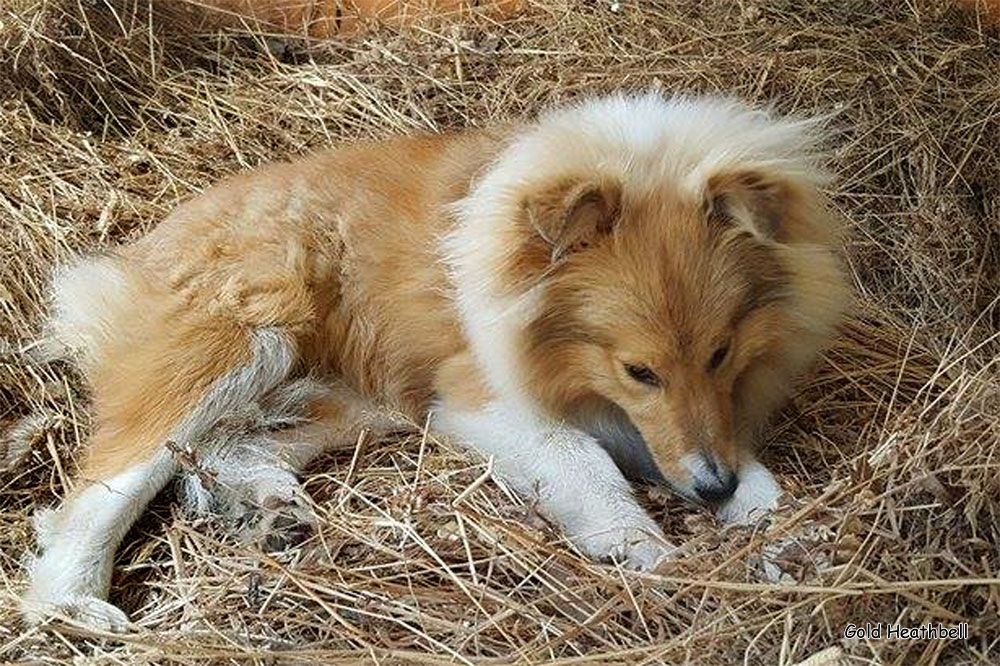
[{"xmin": 1, "ymin": 0, "xmax": 999, "ymax": 663}]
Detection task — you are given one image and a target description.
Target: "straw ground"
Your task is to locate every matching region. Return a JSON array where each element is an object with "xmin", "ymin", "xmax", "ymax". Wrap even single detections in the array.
[{"xmin": 1, "ymin": 0, "xmax": 999, "ymax": 663}]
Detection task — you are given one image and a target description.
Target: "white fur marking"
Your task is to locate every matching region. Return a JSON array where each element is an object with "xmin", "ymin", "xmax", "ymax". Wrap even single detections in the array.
[
  {"xmin": 45, "ymin": 256, "xmax": 133, "ymax": 372},
  {"xmin": 23, "ymin": 327, "xmax": 296, "ymax": 628},
  {"xmin": 181, "ymin": 439, "xmax": 302, "ymax": 517},
  {"xmin": 716, "ymin": 457, "xmax": 782, "ymax": 525}
]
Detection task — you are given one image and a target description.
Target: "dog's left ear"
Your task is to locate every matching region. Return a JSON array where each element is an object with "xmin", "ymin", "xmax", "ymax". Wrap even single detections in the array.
[
  {"xmin": 704, "ymin": 168, "xmax": 817, "ymax": 244},
  {"xmin": 523, "ymin": 178, "xmax": 622, "ymax": 263}
]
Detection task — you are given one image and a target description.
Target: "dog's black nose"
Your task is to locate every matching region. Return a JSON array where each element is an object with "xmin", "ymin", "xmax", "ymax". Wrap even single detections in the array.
[{"xmin": 694, "ymin": 471, "xmax": 739, "ymax": 503}]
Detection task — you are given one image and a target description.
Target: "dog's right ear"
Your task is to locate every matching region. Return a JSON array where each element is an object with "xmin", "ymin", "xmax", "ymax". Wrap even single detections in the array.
[
  {"xmin": 703, "ymin": 167, "xmax": 833, "ymax": 245},
  {"xmin": 522, "ymin": 178, "xmax": 622, "ymax": 264}
]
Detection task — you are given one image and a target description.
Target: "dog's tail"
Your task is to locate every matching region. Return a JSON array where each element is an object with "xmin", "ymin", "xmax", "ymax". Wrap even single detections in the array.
[
  {"xmin": 41, "ymin": 256, "xmax": 133, "ymax": 372},
  {"xmin": 42, "ymin": 254, "xmax": 138, "ymax": 377},
  {"xmin": 43, "ymin": 252, "xmax": 301, "ymax": 468}
]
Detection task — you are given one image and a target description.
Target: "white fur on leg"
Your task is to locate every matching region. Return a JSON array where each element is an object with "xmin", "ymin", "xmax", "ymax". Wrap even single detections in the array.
[
  {"xmin": 179, "ymin": 377, "xmax": 390, "ymax": 548},
  {"xmin": 435, "ymin": 400, "xmax": 675, "ymax": 571},
  {"xmin": 22, "ymin": 450, "xmax": 176, "ymax": 630},
  {"xmin": 23, "ymin": 325, "xmax": 295, "ymax": 629},
  {"xmin": 716, "ymin": 456, "xmax": 782, "ymax": 525}
]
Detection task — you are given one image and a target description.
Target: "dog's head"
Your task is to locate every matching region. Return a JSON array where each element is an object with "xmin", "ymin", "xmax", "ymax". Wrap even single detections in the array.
[
  {"xmin": 510, "ymin": 166, "xmax": 846, "ymax": 503},
  {"xmin": 450, "ymin": 95, "xmax": 849, "ymax": 505}
]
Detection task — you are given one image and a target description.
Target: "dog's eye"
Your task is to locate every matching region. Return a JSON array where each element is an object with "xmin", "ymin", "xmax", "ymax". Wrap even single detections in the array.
[
  {"xmin": 625, "ymin": 364, "xmax": 660, "ymax": 386},
  {"xmin": 708, "ymin": 345, "xmax": 729, "ymax": 371}
]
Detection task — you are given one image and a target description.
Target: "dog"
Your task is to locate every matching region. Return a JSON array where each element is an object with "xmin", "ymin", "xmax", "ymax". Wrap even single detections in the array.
[{"xmin": 21, "ymin": 93, "xmax": 850, "ymax": 629}]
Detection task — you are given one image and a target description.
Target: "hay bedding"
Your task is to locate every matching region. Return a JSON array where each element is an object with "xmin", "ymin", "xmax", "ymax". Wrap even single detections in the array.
[{"xmin": 1, "ymin": 0, "xmax": 999, "ymax": 663}]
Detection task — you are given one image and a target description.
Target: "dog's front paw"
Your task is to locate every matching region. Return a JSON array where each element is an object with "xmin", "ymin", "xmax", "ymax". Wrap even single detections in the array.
[
  {"xmin": 23, "ymin": 594, "xmax": 131, "ymax": 632},
  {"xmin": 618, "ymin": 532, "xmax": 676, "ymax": 572},
  {"xmin": 716, "ymin": 460, "xmax": 782, "ymax": 525},
  {"xmin": 574, "ymin": 519, "xmax": 676, "ymax": 572}
]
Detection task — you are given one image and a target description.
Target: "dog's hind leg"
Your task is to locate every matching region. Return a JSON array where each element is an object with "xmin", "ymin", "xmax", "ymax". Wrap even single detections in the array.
[
  {"xmin": 179, "ymin": 378, "xmax": 397, "ymax": 551},
  {"xmin": 175, "ymin": 380, "xmax": 318, "ymax": 552},
  {"xmin": 265, "ymin": 379, "xmax": 400, "ymax": 471},
  {"xmin": 22, "ymin": 325, "xmax": 296, "ymax": 630},
  {"xmin": 23, "ymin": 452, "xmax": 176, "ymax": 630}
]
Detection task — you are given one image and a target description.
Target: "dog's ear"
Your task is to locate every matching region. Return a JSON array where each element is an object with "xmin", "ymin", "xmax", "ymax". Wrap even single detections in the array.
[
  {"xmin": 704, "ymin": 168, "xmax": 812, "ymax": 244},
  {"xmin": 523, "ymin": 178, "xmax": 621, "ymax": 263}
]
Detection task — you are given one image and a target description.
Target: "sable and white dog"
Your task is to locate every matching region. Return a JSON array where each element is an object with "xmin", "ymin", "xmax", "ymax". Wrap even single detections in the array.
[{"xmin": 22, "ymin": 93, "xmax": 849, "ymax": 629}]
